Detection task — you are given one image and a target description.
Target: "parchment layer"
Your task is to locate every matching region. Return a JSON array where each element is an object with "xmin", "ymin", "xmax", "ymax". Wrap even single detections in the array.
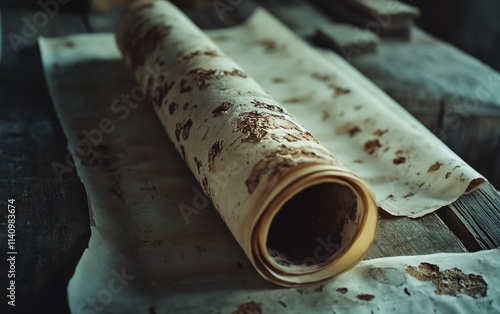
[
  {"xmin": 115, "ymin": 0, "xmax": 378, "ymax": 285},
  {"xmin": 205, "ymin": 8, "xmax": 486, "ymax": 218}
]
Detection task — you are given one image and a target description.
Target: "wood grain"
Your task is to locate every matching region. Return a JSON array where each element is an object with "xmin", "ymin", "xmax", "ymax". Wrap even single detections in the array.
[
  {"xmin": 0, "ymin": 10, "xmax": 90, "ymax": 314},
  {"xmin": 438, "ymin": 183, "xmax": 500, "ymax": 251},
  {"xmin": 366, "ymin": 209, "xmax": 467, "ymax": 259},
  {"xmin": 316, "ymin": 23, "xmax": 379, "ymax": 56}
]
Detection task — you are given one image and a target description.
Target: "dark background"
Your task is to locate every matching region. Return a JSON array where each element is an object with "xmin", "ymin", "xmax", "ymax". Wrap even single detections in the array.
[
  {"xmin": 404, "ymin": 0, "xmax": 500, "ymax": 72},
  {"xmin": 2, "ymin": 0, "xmax": 500, "ymax": 71}
]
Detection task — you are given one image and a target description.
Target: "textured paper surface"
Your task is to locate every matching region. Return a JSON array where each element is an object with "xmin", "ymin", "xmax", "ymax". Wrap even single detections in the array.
[
  {"xmin": 70, "ymin": 231, "xmax": 500, "ymax": 314},
  {"xmin": 114, "ymin": 0, "xmax": 378, "ymax": 286},
  {"xmin": 38, "ymin": 3, "xmax": 491, "ymax": 313},
  {"xmin": 204, "ymin": 8, "xmax": 485, "ymax": 218},
  {"xmin": 39, "ymin": 32, "xmax": 497, "ymax": 312}
]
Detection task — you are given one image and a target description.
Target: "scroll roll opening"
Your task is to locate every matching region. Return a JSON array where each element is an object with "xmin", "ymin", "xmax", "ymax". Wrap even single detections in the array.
[{"xmin": 253, "ymin": 164, "xmax": 377, "ymax": 285}]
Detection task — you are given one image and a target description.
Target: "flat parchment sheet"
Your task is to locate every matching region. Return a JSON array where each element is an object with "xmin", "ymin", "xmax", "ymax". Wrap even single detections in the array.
[
  {"xmin": 70, "ymin": 234, "xmax": 500, "ymax": 314},
  {"xmin": 38, "ymin": 4, "xmax": 492, "ymax": 314},
  {"xmin": 204, "ymin": 9, "xmax": 485, "ymax": 218}
]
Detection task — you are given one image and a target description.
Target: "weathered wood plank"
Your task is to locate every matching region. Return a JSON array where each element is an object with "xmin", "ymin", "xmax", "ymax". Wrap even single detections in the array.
[
  {"xmin": 0, "ymin": 9, "xmax": 89, "ymax": 313},
  {"xmin": 309, "ymin": 0, "xmax": 419, "ymax": 40},
  {"xmin": 365, "ymin": 209, "xmax": 467, "ymax": 259},
  {"xmin": 343, "ymin": 0, "xmax": 420, "ymax": 19},
  {"xmin": 437, "ymin": 183, "xmax": 500, "ymax": 251},
  {"xmin": 316, "ymin": 23, "xmax": 379, "ymax": 56}
]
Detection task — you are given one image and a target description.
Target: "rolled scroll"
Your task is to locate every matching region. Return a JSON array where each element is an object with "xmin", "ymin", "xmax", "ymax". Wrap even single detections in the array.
[{"xmin": 115, "ymin": 0, "xmax": 377, "ymax": 286}]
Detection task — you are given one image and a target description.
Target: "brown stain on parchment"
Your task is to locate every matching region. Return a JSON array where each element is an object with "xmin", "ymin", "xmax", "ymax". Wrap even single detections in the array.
[
  {"xmin": 194, "ymin": 157, "xmax": 202, "ymax": 175},
  {"xmin": 403, "ymin": 192, "xmax": 415, "ymax": 198},
  {"xmin": 258, "ymin": 39, "xmax": 284, "ymax": 53},
  {"xmin": 201, "ymin": 127, "xmax": 210, "ymax": 141},
  {"xmin": 428, "ymin": 162, "xmax": 442, "ymax": 172},
  {"xmin": 348, "ymin": 126, "xmax": 361, "ymax": 137},
  {"xmin": 251, "ymin": 100, "xmax": 285, "ymax": 114},
  {"xmin": 282, "ymin": 132, "xmax": 319, "ymax": 144},
  {"xmin": 179, "ymin": 79, "xmax": 192, "ymax": 94},
  {"xmin": 152, "ymin": 80, "xmax": 176, "ymax": 108},
  {"xmin": 234, "ymin": 111, "xmax": 302, "ymax": 144},
  {"xmin": 63, "ymin": 40, "xmax": 74, "ymax": 47},
  {"xmin": 373, "ymin": 129, "xmax": 388, "ymax": 137},
  {"xmin": 406, "ymin": 263, "xmax": 487, "ymax": 298},
  {"xmin": 357, "ymin": 294, "xmax": 375, "ymax": 301},
  {"xmin": 122, "ymin": 24, "xmax": 172, "ymax": 71},
  {"xmin": 232, "ymin": 301, "xmax": 262, "ymax": 314},
  {"xmin": 330, "ymin": 84, "xmax": 351, "ymax": 96},
  {"xmin": 187, "ymin": 68, "xmax": 247, "ymax": 91},
  {"xmin": 393, "ymin": 157, "xmax": 406, "ymax": 164},
  {"xmin": 364, "ymin": 139, "xmax": 382, "ymax": 155},
  {"xmin": 311, "ymin": 72, "xmax": 331, "ymax": 81},
  {"xmin": 175, "ymin": 119, "xmax": 193, "ymax": 141},
  {"xmin": 212, "ymin": 101, "xmax": 234, "ymax": 117},
  {"xmin": 168, "ymin": 102, "xmax": 178, "ymax": 115},
  {"xmin": 245, "ymin": 148, "xmax": 326, "ymax": 193},
  {"xmin": 208, "ymin": 141, "xmax": 223, "ymax": 172}
]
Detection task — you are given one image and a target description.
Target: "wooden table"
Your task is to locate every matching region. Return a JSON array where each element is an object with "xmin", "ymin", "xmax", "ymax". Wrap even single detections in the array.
[{"xmin": 0, "ymin": 1, "xmax": 499, "ymax": 313}]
